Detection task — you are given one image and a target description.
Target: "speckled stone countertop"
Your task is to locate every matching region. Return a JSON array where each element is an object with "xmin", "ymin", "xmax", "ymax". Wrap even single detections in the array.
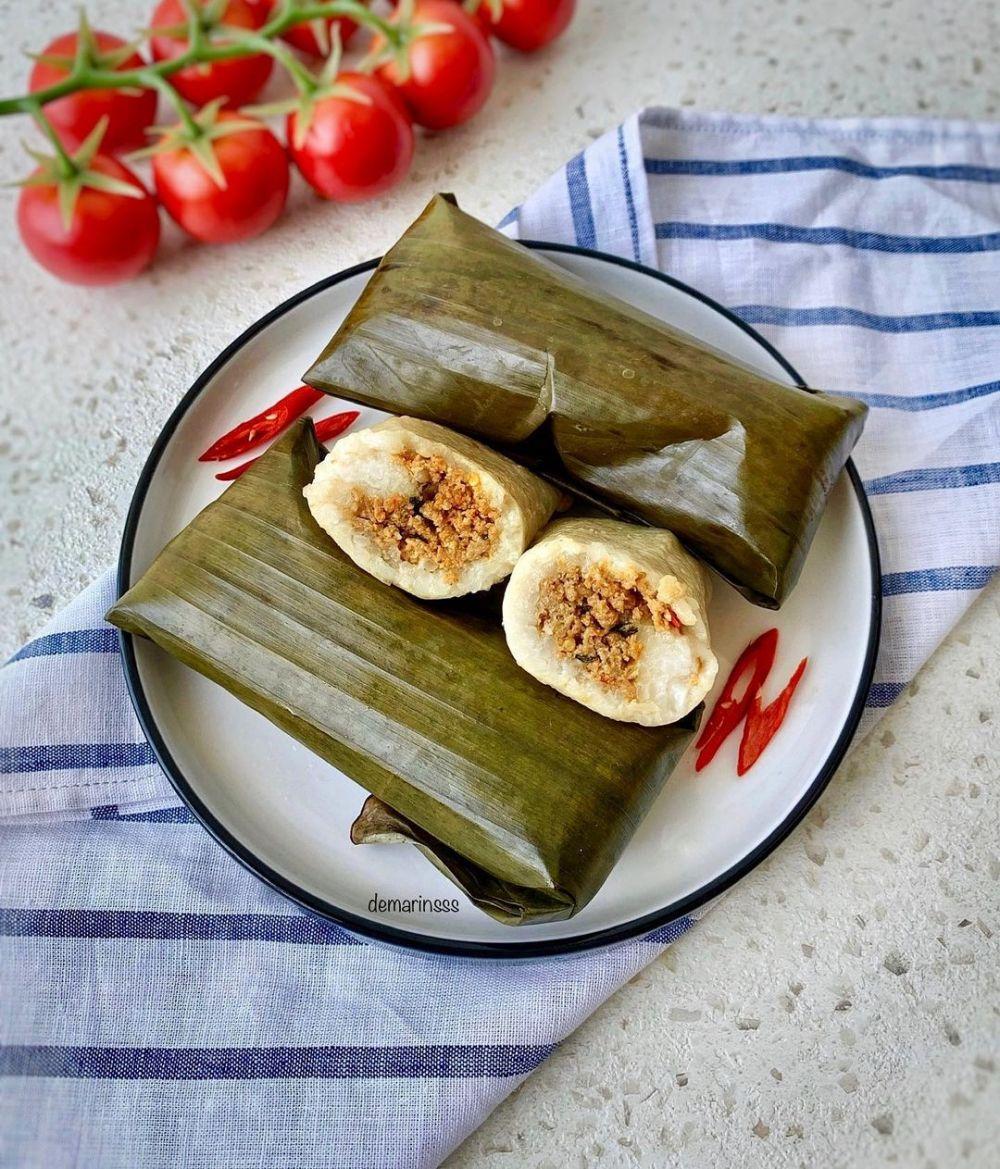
[{"xmin": 1, "ymin": 1, "xmax": 997, "ymax": 1166}]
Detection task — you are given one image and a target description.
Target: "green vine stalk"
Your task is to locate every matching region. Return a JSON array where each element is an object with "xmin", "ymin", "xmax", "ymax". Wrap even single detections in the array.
[{"xmin": 0, "ymin": 0, "xmax": 403, "ymax": 134}]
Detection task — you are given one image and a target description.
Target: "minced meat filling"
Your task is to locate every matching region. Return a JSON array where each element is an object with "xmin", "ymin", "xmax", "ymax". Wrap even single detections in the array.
[
  {"xmin": 350, "ymin": 451, "xmax": 499, "ymax": 582},
  {"xmin": 536, "ymin": 561, "xmax": 679, "ymax": 700}
]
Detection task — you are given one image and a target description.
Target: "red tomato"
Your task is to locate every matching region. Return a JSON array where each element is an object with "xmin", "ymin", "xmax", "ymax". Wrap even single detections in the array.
[
  {"xmin": 255, "ymin": 0, "xmax": 357, "ymax": 55},
  {"xmin": 29, "ymin": 31, "xmax": 158, "ymax": 153},
  {"xmin": 479, "ymin": 0, "xmax": 576, "ymax": 51},
  {"xmin": 376, "ymin": 0, "xmax": 494, "ymax": 130},
  {"xmin": 288, "ymin": 73, "xmax": 414, "ymax": 202},
  {"xmin": 282, "ymin": 15, "xmax": 358, "ymax": 56},
  {"xmin": 151, "ymin": 114, "xmax": 289, "ymax": 244},
  {"xmin": 17, "ymin": 156, "xmax": 160, "ymax": 285},
  {"xmin": 150, "ymin": 0, "xmax": 273, "ymax": 108},
  {"xmin": 469, "ymin": 4, "xmax": 496, "ymax": 37},
  {"xmin": 390, "ymin": 0, "xmax": 493, "ymax": 36}
]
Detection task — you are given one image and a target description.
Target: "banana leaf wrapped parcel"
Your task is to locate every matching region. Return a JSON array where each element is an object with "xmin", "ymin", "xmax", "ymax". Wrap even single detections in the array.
[
  {"xmin": 108, "ymin": 424, "xmax": 697, "ymax": 925},
  {"xmin": 304, "ymin": 195, "xmax": 867, "ymax": 608}
]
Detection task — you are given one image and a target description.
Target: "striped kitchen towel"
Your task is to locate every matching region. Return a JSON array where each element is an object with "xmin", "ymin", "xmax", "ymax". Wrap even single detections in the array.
[{"xmin": 2, "ymin": 109, "xmax": 998, "ymax": 1167}]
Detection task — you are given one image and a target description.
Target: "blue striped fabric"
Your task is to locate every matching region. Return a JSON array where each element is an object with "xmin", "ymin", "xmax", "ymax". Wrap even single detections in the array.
[
  {"xmin": 0, "ymin": 742, "xmax": 156, "ymax": 775},
  {"xmin": 641, "ymin": 110, "xmax": 998, "ymax": 719},
  {"xmin": 6, "ymin": 627, "xmax": 118, "ymax": 664},
  {"xmin": 866, "ymin": 681, "xmax": 909, "ymax": 708},
  {"xmin": 866, "ymin": 462, "xmax": 1000, "ymax": 495},
  {"xmin": 0, "ymin": 1044, "xmax": 557, "ymax": 1081},
  {"xmin": 90, "ymin": 803, "xmax": 197, "ymax": 823},
  {"xmin": 0, "ymin": 908, "xmax": 362, "ymax": 945},
  {"xmin": 565, "ymin": 151, "xmax": 597, "ymax": 248},
  {"xmin": 642, "ymin": 916, "xmax": 694, "ymax": 945},
  {"xmin": 643, "ymin": 154, "xmax": 1000, "ymax": 183},
  {"xmin": 833, "ymin": 378, "xmax": 1000, "ymax": 412},
  {"xmin": 617, "ymin": 125, "xmax": 642, "ymax": 262},
  {"xmin": 655, "ymin": 221, "xmax": 1000, "ymax": 253},
  {"xmin": 2, "ymin": 108, "xmax": 998, "ymax": 1168},
  {"xmin": 732, "ymin": 307, "xmax": 1000, "ymax": 333},
  {"xmin": 881, "ymin": 566, "xmax": 995, "ymax": 596}
]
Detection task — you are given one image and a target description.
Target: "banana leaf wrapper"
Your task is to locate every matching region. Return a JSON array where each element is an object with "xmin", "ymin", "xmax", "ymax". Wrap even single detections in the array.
[
  {"xmin": 304, "ymin": 194, "xmax": 867, "ymax": 608},
  {"xmin": 108, "ymin": 422, "xmax": 697, "ymax": 925}
]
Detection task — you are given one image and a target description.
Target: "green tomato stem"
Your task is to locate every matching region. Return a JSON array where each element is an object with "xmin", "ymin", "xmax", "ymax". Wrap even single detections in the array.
[
  {"xmin": 28, "ymin": 103, "xmax": 76, "ymax": 176},
  {"xmin": 238, "ymin": 32, "xmax": 317, "ymax": 97},
  {"xmin": 140, "ymin": 72, "xmax": 201, "ymax": 137},
  {"xmin": 0, "ymin": 1, "xmax": 400, "ymax": 119}
]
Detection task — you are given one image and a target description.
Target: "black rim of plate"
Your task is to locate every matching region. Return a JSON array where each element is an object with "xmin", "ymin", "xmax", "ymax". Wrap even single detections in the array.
[{"xmin": 117, "ymin": 241, "xmax": 882, "ymax": 961}]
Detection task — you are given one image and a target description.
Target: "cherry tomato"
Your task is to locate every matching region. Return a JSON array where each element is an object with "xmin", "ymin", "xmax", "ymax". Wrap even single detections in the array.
[
  {"xmin": 17, "ymin": 156, "xmax": 160, "ymax": 285},
  {"xmin": 150, "ymin": 0, "xmax": 273, "ymax": 108},
  {"xmin": 282, "ymin": 15, "xmax": 358, "ymax": 56},
  {"xmin": 29, "ymin": 31, "xmax": 158, "ymax": 153},
  {"xmin": 377, "ymin": 0, "xmax": 494, "ymax": 131},
  {"xmin": 389, "ymin": 0, "xmax": 492, "ymax": 38},
  {"xmin": 152, "ymin": 114, "xmax": 289, "ymax": 244},
  {"xmin": 288, "ymin": 73, "xmax": 414, "ymax": 201},
  {"xmin": 477, "ymin": 0, "xmax": 576, "ymax": 51},
  {"xmin": 469, "ymin": 4, "xmax": 496, "ymax": 37},
  {"xmin": 256, "ymin": 0, "xmax": 357, "ymax": 55}
]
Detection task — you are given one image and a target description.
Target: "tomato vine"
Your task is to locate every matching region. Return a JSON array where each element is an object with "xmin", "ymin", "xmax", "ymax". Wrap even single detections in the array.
[
  {"xmin": 3, "ymin": 0, "xmax": 576, "ymax": 283},
  {"xmin": 1, "ymin": 4, "xmax": 402, "ymax": 118}
]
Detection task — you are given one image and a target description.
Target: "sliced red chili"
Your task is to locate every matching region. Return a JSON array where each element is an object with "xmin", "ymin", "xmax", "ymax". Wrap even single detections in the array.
[
  {"xmin": 314, "ymin": 410, "xmax": 360, "ymax": 445},
  {"xmin": 694, "ymin": 627, "xmax": 778, "ymax": 772},
  {"xmin": 199, "ymin": 386, "xmax": 325, "ymax": 462},
  {"xmin": 214, "ymin": 410, "xmax": 360, "ymax": 481},
  {"xmin": 214, "ymin": 457, "xmax": 257, "ymax": 481},
  {"xmin": 737, "ymin": 657, "xmax": 808, "ymax": 776}
]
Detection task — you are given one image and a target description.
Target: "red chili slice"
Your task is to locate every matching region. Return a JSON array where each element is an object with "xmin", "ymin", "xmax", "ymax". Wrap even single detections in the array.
[
  {"xmin": 214, "ymin": 410, "xmax": 360, "ymax": 481},
  {"xmin": 694, "ymin": 627, "xmax": 778, "ymax": 772},
  {"xmin": 313, "ymin": 410, "xmax": 360, "ymax": 445},
  {"xmin": 215, "ymin": 458, "xmax": 258, "ymax": 481},
  {"xmin": 199, "ymin": 386, "xmax": 325, "ymax": 462},
  {"xmin": 737, "ymin": 657, "xmax": 808, "ymax": 776}
]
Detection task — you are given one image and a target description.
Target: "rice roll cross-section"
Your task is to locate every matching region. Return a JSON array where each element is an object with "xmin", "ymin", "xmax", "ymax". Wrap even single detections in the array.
[
  {"xmin": 303, "ymin": 416, "xmax": 563, "ymax": 600},
  {"xmin": 503, "ymin": 518, "xmax": 718, "ymax": 726}
]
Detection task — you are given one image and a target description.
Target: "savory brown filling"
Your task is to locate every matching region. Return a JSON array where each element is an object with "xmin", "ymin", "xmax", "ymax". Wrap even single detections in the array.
[
  {"xmin": 536, "ymin": 561, "xmax": 678, "ymax": 700},
  {"xmin": 350, "ymin": 451, "xmax": 499, "ymax": 582}
]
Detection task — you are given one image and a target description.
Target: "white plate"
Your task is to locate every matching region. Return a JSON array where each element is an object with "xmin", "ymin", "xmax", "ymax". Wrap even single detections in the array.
[{"xmin": 119, "ymin": 244, "xmax": 880, "ymax": 958}]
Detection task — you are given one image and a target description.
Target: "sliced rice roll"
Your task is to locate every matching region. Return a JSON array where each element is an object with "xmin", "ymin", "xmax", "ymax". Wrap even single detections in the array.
[
  {"xmin": 303, "ymin": 416, "xmax": 562, "ymax": 600},
  {"xmin": 503, "ymin": 518, "xmax": 718, "ymax": 726}
]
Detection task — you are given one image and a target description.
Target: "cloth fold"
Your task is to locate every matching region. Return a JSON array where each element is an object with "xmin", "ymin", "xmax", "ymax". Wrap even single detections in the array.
[{"xmin": 2, "ymin": 108, "xmax": 998, "ymax": 1168}]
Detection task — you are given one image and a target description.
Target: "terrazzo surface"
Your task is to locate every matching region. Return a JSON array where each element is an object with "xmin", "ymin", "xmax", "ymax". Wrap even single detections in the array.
[{"xmin": 1, "ymin": 2, "xmax": 997, "ymax": 1167}]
